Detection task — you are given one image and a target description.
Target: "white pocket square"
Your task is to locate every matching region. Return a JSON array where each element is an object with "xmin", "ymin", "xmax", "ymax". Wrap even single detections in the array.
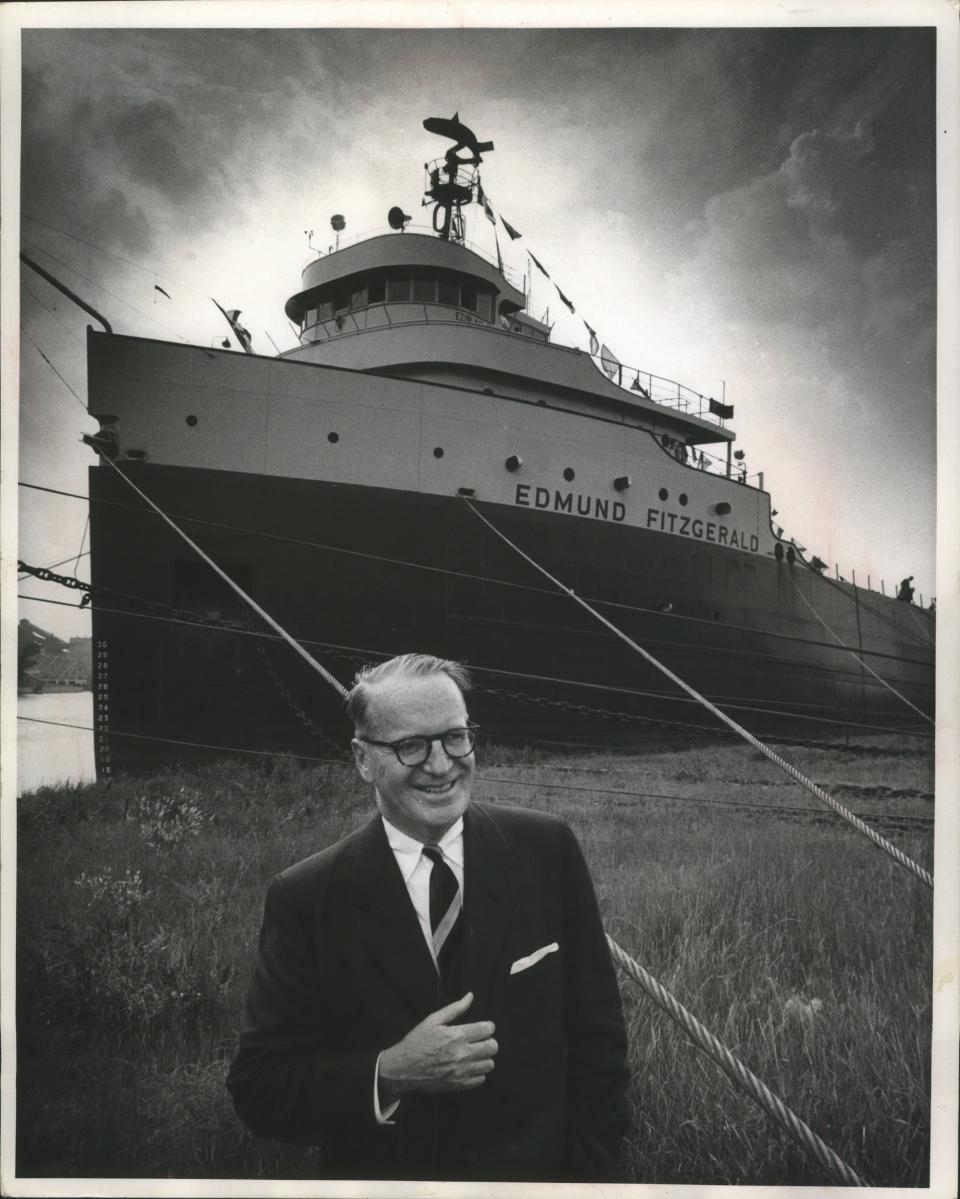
[{"xmin": 510, "ymin": 942, "xmax": 559, "ymax": 975}]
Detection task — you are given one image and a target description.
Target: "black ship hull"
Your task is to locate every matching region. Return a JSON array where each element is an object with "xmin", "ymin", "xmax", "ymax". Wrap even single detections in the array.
[{"xmin": 88, "ymin": 462, "xmax": 935, "ymax": 772}]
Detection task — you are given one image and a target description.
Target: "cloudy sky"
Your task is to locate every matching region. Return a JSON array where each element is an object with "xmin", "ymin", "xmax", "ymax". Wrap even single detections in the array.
[{"xmin": 10, "ymin": 4, "xmax": 948, "ymax": 641}]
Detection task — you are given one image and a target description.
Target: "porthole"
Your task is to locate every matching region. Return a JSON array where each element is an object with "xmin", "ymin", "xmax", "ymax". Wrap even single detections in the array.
[
  {"xmin": 185, "ymin": 415, "xmax": 198, "ymax": 427},
  {"xmin": 679, "ymin": 493, "xmax": 688, "ymax": 506},
  {"xmin": 563, "ymin": 467, "xmax": 576, "ymax": 482},
  {"xmin": 658, "ymin": 487, "xmax": 668, "ymax": 501},
  {"xmin": 327, "ymin": 432, "xmax": 339, "ymax": 444},
  {"xmin": 433, "ymin": 447, "xmax": 444, "ymax": 459}
]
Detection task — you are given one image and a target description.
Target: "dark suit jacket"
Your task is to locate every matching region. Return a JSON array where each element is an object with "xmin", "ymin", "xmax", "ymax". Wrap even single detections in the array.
[{"xmin": 227, "ymin": 801, "xmax": 630, "ymax": 1181}]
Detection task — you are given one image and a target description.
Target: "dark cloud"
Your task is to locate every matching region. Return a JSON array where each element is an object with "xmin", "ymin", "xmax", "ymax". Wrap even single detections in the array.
[
  {"xmin": 21, "ymin": 64, "xmax": 157, "ymax": 255},
  {"xmin": 110, "ymin": 99, "xmax": 196, "ymax": 200},
  {"xmin": 679, "ymin": 114, "xmax": 934, "ymax": 401}
]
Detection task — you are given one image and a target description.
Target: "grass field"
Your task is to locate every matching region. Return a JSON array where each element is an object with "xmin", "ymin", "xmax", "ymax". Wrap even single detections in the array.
[{"xmin": 15, "ymin": 733, "xmax": 934, "ymax": 1185}]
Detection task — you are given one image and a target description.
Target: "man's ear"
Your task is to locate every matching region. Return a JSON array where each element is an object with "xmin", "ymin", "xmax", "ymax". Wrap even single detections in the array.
[{"xmin": 351, "ymin": 738, "xmax": 374, "ymax": 782}]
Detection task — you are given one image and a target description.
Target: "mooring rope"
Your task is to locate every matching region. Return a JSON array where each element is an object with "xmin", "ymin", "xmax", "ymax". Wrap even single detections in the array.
[
  {"xmin": 790, "ymin": 577, "xmax": 934, "ymax": 726},
  {"xmin": 463, "ymin": 498, "xmax": 933, "ymax": 890},
  {"xmin": 92, "ymin": 451, "xmax": 348, "ymax": 698},
  {"xmin": 605, "ymin": 936, "xmax": 868, "ymax": 1186},
  {"xmin": 903, "ymin": 599, "xmax": 936, "ymax": 647},
  {"xmin": 57, "ymin": 456, "xmax": 879, "ymax": 1182}
]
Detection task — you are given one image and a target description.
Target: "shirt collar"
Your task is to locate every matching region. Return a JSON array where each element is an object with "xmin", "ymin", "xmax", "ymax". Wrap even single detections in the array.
[{"xmin": 381, "ymin": 815, "xmax": 465, "ymax": 883}]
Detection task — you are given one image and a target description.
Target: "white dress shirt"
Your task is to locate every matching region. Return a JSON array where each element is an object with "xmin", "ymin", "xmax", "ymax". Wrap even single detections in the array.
[{"xmin": 372, "ymin": 816, "xmax": 465, "ymax": 1123}]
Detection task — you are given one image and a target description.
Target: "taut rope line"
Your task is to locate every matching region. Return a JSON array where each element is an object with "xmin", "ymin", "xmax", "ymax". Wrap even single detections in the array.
[
  {"xmin": 93, "ymin": 451, "xmax": 348, "ymax": 698},
  {"xmin": 78, "ymin": 457, "xmax": 874, "ymax": 1182},
  {"xmin": 903, "ymin": 599, "xmax": 936, "ymax": 647},
  {"xmin": 463, "ymin": 498, "xmax": 933, "ymax": 891},
  {"xmin": 606, "ymin": 936, "xmax": 868, "ymax": 1186},
  {"xmin": 790, "ymin": 576, "xmax": 934, "ymax": 726}
]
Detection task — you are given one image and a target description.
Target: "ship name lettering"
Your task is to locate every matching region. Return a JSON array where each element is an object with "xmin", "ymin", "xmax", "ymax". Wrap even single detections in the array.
[
  {"xmin": 514, "ymin": 483, "xmax": 625, "ymax": 523},
  {"xmin": 645, "ymin": 507, "xmax": 758, "ymax": 552}
]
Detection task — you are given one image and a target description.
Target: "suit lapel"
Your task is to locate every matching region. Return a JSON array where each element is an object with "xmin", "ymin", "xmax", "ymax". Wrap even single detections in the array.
[
  {"xmin": 462, "ymin": 804, "xmax": 521, "ymax": 1018},
  {"xmin": 348, "ymin": 815, "xmax": 441, "ymax": 1017}
]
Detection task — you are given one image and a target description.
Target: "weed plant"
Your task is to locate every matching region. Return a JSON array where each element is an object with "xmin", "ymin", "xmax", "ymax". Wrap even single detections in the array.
[{"xmin": 16, "ymin": 742, "xmax": 932, "ymax": 1184}]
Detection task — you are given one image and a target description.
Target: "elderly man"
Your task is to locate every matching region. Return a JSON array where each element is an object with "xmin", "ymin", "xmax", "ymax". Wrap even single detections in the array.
[{"xmin": 227, "ymin": 653, "xmax": 630, "ymax": 1181}]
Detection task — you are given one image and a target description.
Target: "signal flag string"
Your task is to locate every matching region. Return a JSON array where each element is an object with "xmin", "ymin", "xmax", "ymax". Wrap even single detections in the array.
[{"xmin": 462, "ymin": 497, "xmax": 933, "ymax": 891}]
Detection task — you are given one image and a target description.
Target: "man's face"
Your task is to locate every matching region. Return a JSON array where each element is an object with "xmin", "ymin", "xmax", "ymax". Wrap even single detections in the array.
[{"xmin": 351, "ymin": 672, "xmax": 475, "ymax": 843}]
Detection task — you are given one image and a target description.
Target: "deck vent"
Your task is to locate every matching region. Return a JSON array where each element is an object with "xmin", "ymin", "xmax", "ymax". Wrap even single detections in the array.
[
  {"xmin": 505, "ymin": 455, "xmax": 523, "ymax": 472},
  {"xmin": 714, "ymin": 501, "xmax": 732, "ymax": 515},
  {"xmin": 457, "ymin": 487, "xmax": 476, "ymax": 498},
  {"xmin": 613, "ymin": 475, "xmax": 631, "ymax": 491}
]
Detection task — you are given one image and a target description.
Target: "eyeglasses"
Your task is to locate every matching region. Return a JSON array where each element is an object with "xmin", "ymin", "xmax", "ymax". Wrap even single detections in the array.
[{"xmin": 359, "ymin": 724, "xmax": 478, "ymax": 767}]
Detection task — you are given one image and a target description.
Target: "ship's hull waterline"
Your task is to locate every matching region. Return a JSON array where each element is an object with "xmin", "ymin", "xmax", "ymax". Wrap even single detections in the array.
[{"xmin": 87, "ymin": 463, "xmax": 934, "ymax": 771}]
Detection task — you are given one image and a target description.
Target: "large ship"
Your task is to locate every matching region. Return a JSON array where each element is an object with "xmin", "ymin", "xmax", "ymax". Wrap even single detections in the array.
[{"xmin": 78, "ymin": 116, "xmax": 934, "ymax": 772}]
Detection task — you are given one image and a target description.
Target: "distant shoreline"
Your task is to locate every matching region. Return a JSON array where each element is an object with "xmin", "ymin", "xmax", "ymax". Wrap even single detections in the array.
[{"xmin": 18, "ymin": 686, "xmax": 92, "ymax": 697}]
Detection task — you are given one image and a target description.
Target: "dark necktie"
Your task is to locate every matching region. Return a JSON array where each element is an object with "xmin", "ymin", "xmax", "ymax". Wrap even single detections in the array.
[{"xmin": 422, "ymin": 845, "xmax": 462, "ymax": 985}]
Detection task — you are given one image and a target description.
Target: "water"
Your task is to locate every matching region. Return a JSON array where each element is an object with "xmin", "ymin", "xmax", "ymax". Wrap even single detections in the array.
[{"xmin": 16, "ymin": 691, "xmax": 96, "ymax": 796}]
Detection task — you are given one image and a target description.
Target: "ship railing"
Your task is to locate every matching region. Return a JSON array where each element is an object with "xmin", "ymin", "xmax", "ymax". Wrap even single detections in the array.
[
  {"xmin": 301, "ymin": 304, "xmax": 732, "ymax": 434},
  {"xmin": 306, "ymin": 223, "xmax": 525, "ymax": 290},
  {"xmin": 656, "ymin": 436, "xmax": 767, "ymax": 490},
  {"xmin": 585, "ymin": 354, "xmax": 729, "ymax": 429}
]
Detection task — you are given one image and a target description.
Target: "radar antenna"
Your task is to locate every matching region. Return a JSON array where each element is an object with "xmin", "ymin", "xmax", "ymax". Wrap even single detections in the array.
[{"xmin": 422, "ymin": 112, "xmax": 493, "ymax": 243}]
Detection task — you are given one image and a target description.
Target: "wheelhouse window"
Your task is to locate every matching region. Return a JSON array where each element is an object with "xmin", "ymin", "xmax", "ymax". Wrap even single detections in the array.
[
  {"xmin": 412, "ymin": 273, "xmax": 435, "ymax": 302},
  {"xmin": 302, "ymin": 271, "xmax": 498, "ymax": 328},
  {"xmin": 437, "ymin": 278, "xmax": 459, "ymax": 306},
  {"xmin": 386, "ymin": 277, "xmax": 411, "ymax": 301}
]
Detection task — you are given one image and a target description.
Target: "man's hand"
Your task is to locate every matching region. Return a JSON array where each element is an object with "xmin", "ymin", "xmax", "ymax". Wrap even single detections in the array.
[{"xmin": 378, "ymin": 991, "xmax": 498, "ymax": 1102}]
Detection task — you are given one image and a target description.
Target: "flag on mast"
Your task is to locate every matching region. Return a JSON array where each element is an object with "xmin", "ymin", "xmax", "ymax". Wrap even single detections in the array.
[
  {"xmin": 212, "ymin": 299, "xmax": 254, "ymax": 354},
  {"xmin": 478, "ymin": 182, "xmax": 497, "ymax": 225},
  {"xmin": 709, "ymin": 397, "xmax": 734, "ymax": 419},
  {"xmin": 600, "ymin": 344, "xmax": 621, "ymax": 380},
  {"xmin": 556, "ymin": 286, "xmax": 575, "ymax": 314}
]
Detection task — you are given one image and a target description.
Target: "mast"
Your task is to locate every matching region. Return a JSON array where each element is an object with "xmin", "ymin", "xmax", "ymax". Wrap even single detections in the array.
[{"xmin": 422, "ymin": 112, "xmax": 494, "ymax": 243}]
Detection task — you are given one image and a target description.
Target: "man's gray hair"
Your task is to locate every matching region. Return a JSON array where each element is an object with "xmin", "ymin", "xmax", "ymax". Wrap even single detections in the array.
[{"xmin": 345, "ymin": 653, "xmax": 472, "ymax": 735}]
